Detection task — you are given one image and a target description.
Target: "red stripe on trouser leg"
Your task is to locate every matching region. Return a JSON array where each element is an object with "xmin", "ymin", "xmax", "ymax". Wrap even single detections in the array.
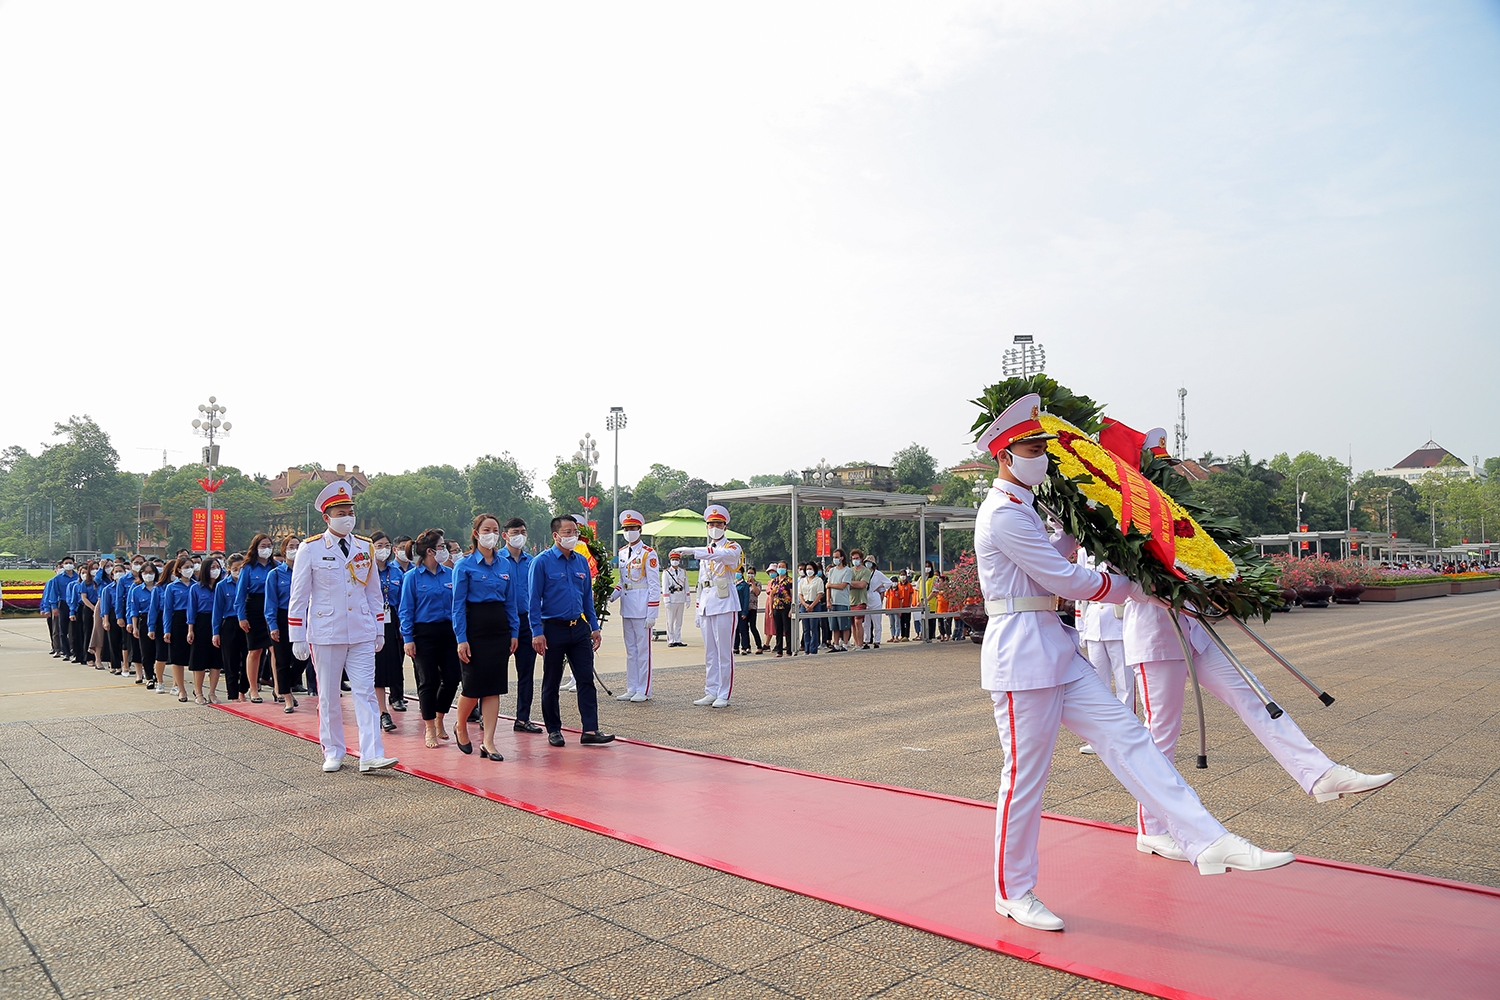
[
  {"xmin": 1137, "ymin": 664, "xmax": 1150, "ymax": 833},
  {"xmin": 645, "ymin": 635, "xmax": 652, "ymax": 695},
  {"xmin": 727, "ymin": 649, "xmax": 734, "ymax": 697},
  {"xmin": 997, "ymin": 691, "xmax": 1017, "ymax": 900}
]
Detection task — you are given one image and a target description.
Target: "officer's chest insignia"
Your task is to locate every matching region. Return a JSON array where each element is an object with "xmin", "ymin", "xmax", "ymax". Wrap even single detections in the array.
[{"xmin": 322, "ymin": 555, "xmax": 336, "ymax": 561}]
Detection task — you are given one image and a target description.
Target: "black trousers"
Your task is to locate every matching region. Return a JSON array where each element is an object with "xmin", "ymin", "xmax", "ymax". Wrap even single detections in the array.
[
  {"xmin": 772, "ymin": 607, "xmax": 791, "ymax": 654},
  {"xmin": 108, "ymin": 620, "xmax": 125, "ymax": 670},
  {"xmin": 513, "ymin": 625, "xmax": 537, "ymax": 722},
  {"xmin": 48, "ymin": 611, "xmax": 62, "ymax": 655},
  {"xmin": 540, "ymin": 618, "xmax": 598, "ymax": 734},
  {"xmin": 220, "ymin": 616, "xmax": 248, "ymax": 698},
  {"xmin": 272, "ymin": 608, "xmax": 309, "ymax": 695},
  {"xmin": 134, "ymin": 615, "xmax": 155, "ymax": 681},
  {"xmin": 71, "ymin": 610, "xmax": 89, "ymax": 663},
  {"xmin": 735, "ymin": 612, "xmax": 751, "ymax": 653},
  {"xmin": 412, "ymin": 620, "xmax": 461, "ymax": 721}
]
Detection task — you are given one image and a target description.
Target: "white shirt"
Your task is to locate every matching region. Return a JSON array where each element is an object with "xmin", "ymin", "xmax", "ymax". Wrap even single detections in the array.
[
  {"xmin": 287, "ymin": 531, "xmax": 384, "ymax": 645},
  {"xmin": 1122, "ymin": 600, "xmax": 1212, "ymax": 665},
  {"xmin": 867, "ymin": 569, "xmax": 892, "ymax": 609},
  {"xmin": 798, "ymin": 575, "xmax": 825, "ymax": 604},
  {"xmin": 684, "ymin": 540, "xmax": 742, "ymax": 616},
  {"xmin": 1076, "ymin": 547, "xmax": 1124, "ymax": 642},
  {"xmin": 975, "ymin": 481, "xmax": 1130, "ymax": 691},
  {"xmin": 662, "ymin": 565, "xmax": 690, "ymax": 605},
  {"xmin": 613, "ymin": 542, "xmax": 662, "ymax": 619}
]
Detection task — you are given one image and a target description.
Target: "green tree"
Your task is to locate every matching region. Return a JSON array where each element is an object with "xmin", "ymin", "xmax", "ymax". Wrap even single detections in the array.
[
  {"xmin": 31, "ymin": 417, "xmax": 135, "ymax": 551},
  {"xmin": 467, "ymin": 453, "xmax": 551, "ymax": 536},
  {"xmin": 1268, "ymin": 452, "xmax": 1352, "ymax": 532},
  {"xmin": 144, "ymin": 465, "xmax": 277, "ymax": 553},
  {"xmin": 357, "ymin": 473, "xmax": 469, "ymax": 542},
  {"xmin": 891, "ymin": 443, "xmax": 938, "ymax": 489}
]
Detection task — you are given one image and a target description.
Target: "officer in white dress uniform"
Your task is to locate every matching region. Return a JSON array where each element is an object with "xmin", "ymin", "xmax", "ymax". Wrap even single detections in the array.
[
  {"xmin": 1075, "ymin": 547, "xmax": 1130, "ymax": 757},
  {"xmin": 288, "ymin": 481, "xmax": 398, "ymax": 774},
  {"xmin": 671, "ymin": 505, "xmax": 740, "ymax": 708},
  {"xmin": 610, "ymin": 511, "xmax": 661, "ymax": 702},
  {"xmin": 662, "ymin": 554, "xmax": 690, "ymax": 646},
  {"xmin": 975, "ymin": 394, "xmax": 1293, "ymax": 932}
]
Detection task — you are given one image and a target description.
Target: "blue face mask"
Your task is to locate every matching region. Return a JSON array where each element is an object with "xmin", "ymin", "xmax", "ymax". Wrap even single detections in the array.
[
  {"xmin": 734, "ymin": 572, "xmax": 743, "ymax": 581},
  {"xmin": 777, "ymin": 567, "xmax": 787, "ymax": 575}
]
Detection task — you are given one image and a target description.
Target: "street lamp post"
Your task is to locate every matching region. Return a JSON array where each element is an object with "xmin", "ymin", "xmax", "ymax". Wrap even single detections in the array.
[
  {"xmin": 1001, "ymin": 335, "xmax": 1046, "ymax": 378},
  {"xmin": 191, "ymin": 397, "xmax": 231, "ymax": 551},
  {"xmin": 606, "ymin": 407, "xmax": 626, "ymax": 547},
  {"xmin": 1293, "ymin": 469, "xmax": 1311, "ymax": 554},
  {"xmin": 574, "ymin": 433, "xmax": 600, "ymax": 528}
]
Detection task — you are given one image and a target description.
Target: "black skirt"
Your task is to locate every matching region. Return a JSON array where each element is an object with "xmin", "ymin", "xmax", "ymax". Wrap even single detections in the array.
[
  {"xmin": 244, "ymin": 592, "xmax": 271, "ymax": 651},
  {"xmin": 169, "ymin": 610, "xmax": 191, "ymax": 667},
  {"xmin": 190, "ymin": 612, "xmax": 215, "ymax": 672},
  {"xmin": 375, "ymin": 619, "xmax": 404, "ymax": 687},
  {"xmin": 460, "ymin": 601, "xmax": 511, "ymax": 699}
]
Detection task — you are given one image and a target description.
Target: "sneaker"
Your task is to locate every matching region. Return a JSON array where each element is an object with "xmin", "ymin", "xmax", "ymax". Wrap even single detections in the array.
[
  {"xmin": 561, "ymin": 677, "xmax": 577, "ymax": 692},
  {"xmin": 712, "ymin": 697, "xmax": 730, "ymax": 708},
  {"xmin": 692, "ymin": 695, "xmax": 716, "ymax": 706}
]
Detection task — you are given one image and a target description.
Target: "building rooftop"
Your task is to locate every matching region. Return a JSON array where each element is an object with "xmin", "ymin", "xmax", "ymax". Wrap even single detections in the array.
[{"xmin": 1391, "ymin": 440, "xmax": 1462, "ymax": 470}]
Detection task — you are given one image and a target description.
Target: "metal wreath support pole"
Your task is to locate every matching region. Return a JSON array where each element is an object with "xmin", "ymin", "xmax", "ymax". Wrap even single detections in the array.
[
  {"xmin": 1222, "ymin": 615, "xmax": 1336, "ymax": 706},
  {"xmin": 1190, "ymin": 615, "xmax": 1283, "ymax": 719},
  {"xmin": 790, "ymin": 485, "xmax": 799, "ymax": 657},
  {"xmin": 1167, "ymin": 613, "xmax": 1211, "ymax": 769}
]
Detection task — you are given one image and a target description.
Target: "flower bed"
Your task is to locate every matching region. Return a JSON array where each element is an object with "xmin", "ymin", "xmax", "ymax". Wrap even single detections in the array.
[
  {"xmin": 1362, "ymin": 582, "xmax": 1450, "ymax": 602},
  {"xmin": 1450, "ymin": 576, "xmax": 1500, "ymax": 595}
]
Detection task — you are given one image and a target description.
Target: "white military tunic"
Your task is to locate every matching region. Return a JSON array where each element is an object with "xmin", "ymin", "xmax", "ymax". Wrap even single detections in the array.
[
  {"xmin": 288, "ymin": 531, "xmax": 387, "ymax": 764},
  {"xmin": 686, "ymin": 540, "xmax": 741, "ymax": 700},
  {"xmin": 662, "ymin": 564, "xmax": 689, "ymax": 644},
  {"xmin": 614, "ymin": 542, "xmax": 662, "ymax": 696},
  {"xmin": 1077, "ymin": 548, "xmax": 1130, "ymax": 708},
  {"xmin": 976, "ymin": 481, "xmax": 1227, "ymax": 902},
  {"xmin": 1123, "ymin": 600, "xmax": 1335, "ymax": 837}
]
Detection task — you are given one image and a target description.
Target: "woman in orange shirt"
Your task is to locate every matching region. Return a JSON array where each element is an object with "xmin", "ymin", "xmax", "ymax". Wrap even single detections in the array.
[{"xmin": 892, "ymin": 574, "xmax": 915, "ymax": 642}]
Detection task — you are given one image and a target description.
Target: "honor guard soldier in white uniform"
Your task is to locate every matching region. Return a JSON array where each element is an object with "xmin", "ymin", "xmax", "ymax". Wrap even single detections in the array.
[
  {"xmin": 976, "ymin": 394, "xmax": 1292, "ymax": 932},
  {"xmin": 289, "ymin": 482, "xmax": 398, "ymax": 774},
  {"xmin": 671, "ymin": 505, "xmax": 740, "ymax": 708},
  {"xmin": 610, "ymin": 511, "xmax": 661, "ymax": 702},
  {"xmin": 1119, "ymin": 424, "xmax": 1393, "ymax": 861},
  {"xmin": 1075, "ymin": 547, "xmax": 1129, "ymax": 756},
  {"xmin": 662, "ymin": 552, "xmax": 689, "ymax": 646}
]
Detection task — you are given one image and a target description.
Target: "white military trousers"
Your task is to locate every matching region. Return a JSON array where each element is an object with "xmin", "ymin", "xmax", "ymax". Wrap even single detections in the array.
[
  {"xmin": 664, "ymin": 603, "xmax": 685, "ymax": 644},
  {"xmin": 991, "ymin": 668, "xmax": 1227, "ymax": 901},
  {"xmin": 862, "ymin": 609, "xmax": 883, "ymax": 645},
  {"xmin": 1085, "ymin": 638, "xmax": 1132, "ymax": 710},
  {"xmin": 1134, "ymin": 646, "xmax": 1335, "ymax": 837},
  {"xmin": 622, "ymin": 617, "xmax": 653, "ymax": 696},
  {"xmin": 701, "ymin": 611, "xmax": 736, "ymax": 699},
  {"xmin": 312, "ymin": 641, "xmax": 384, "ymax": 763}
]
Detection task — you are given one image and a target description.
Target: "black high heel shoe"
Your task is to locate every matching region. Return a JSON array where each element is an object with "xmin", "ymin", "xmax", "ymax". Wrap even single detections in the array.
[
  {"xmin": 480, "ymin": 746, "xmax": 504, "ymax": 761},
  {"xmin": 455, "ymin": 735, "xmax": 473, "ymax": 755}
]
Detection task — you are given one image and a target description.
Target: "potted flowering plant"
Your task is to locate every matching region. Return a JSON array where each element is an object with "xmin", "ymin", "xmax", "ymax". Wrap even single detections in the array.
[
  {"xmin": 947, "ymin": 552, "xmax": 989, "ymax": 643},
  {"xmin": 1295, "ymin": 556, "xmax": 1336, "ymax": 608},
  {"xmin": 1270, "ymin": 555, "xmax": 1311, "ymax": 608},
  {"xmin": 1329, "ymin": 560, "xmax": 1373, "ymax": 604}
]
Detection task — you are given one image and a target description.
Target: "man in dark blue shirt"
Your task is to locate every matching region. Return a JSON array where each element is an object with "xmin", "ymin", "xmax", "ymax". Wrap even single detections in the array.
[
  {"xmin": 500, "ymin": 517, "xmax": 543, "ymax": 734},
  {"xmin": 528, "ymin": 515, "xmax": 614, "ymax": 747}
]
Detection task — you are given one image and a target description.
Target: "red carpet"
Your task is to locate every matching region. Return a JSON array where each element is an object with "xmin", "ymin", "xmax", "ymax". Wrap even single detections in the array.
[{"xmin": 217, "ymin": 698, "xmax": 1500, "ymax": 1000}]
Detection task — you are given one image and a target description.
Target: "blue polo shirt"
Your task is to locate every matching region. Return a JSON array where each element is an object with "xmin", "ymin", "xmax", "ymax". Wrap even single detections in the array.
[
  {"xmin": 399, "ymin": 563, "xmax": 454, "ymax": 643},
  {"xmin": 451, "ymin": 550, "xmax": 521, "ymax": 641},
  {"xmin": 378, "ymin": 561, "xmax": 404, "ymax": 626},
  {"xmin": 263, "ymin": 563, "xmax": 293, "ymax": 631},
  {"xmin": 499, "ymin": 545, "xmax": 533, "ymax": 635},
  {"xmin": 188, "ymin": 581, "xmax": 216, "ymax": 618},
  {"xmin": 527, "ymin": 545, "xmax": 597, "ymax": 632},
  {"xmin": 234, "ymin": 559, "xmax": 275, "ymax": 619},
  {"xmin": 129, "ymin": 583, "xmax": 154, "ymax": 619},
  {"xmin": 212, "ymin": 577, "xmax": 239, "ymax": 634}
]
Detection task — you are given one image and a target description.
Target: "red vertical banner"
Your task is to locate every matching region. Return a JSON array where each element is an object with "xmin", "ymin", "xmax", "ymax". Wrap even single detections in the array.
[
  {"xmin": 210, "ymin": 509, "xmax": 227, "ymax": 551},
  {"xmin": 1299, "ymin": 524, "xmax": 1309, "ymax": 552},
  {"xmin": 191, "ymin": 509, "xmax": 209, "ymax": 550},
  {"xmin": 815, "ymin": 528, "xmax": 832, "ymax": 557}
]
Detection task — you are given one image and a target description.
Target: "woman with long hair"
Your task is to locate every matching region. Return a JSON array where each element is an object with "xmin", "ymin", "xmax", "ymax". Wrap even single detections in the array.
[
  {"xmin": 128, "ymin": 559, "xmax": 158, "ymax": 688},
  {"xmin": 451, "ymin": 514, "xmax": 518, "ymax": 761},
  {"xmin": 187, "ymin": 557, "xmax": 222, "ymax": 704},
  {"xmin": 214, "ymin": 553, "xmax": 248, "ymax": 701},
  {"xmin": 237, "ymin": 533, "xmax": 276, "ymax": 703},
  {"xmin": 161, "ymin": 557, "xmax": 194, "ymax": 702},
  {"xmin": 265, "ymin": 535, "xmax": 302, "ymax": 712},
  {"xmin": 400, "ymin": 529, "xmax": 460, "ymax": 749}
]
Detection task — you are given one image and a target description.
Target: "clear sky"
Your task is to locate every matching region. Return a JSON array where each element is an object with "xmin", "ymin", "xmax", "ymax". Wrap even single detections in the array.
[{"xmin": 3, "ymin": 2, "xmax": 1497, "ymax": 486}]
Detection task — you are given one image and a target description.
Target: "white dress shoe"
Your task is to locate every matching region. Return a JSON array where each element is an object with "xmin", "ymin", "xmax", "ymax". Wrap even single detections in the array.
[
  {"xmin": 561, "ymin": 677, "xmax": 577, "ymax": 692},
  {"xmin": 358, "ymin": 756, "xmax": 399, "ymax": 773},
  {"xmin": 1136, "ymin": 832, "xmax": 1189, "ymax": 862},
  {"xmin": 1078, "ymin": 744, "xmax": 1097, "ymax": 755},
  {"xmin": 629, "ymin": 692, "xmax": 650, "ymax": 702},
  {"xmin": 1311, "ymin": 764, "xmax": 1396, "ymax": 803},
  {"xmin": 616, "ymin": 691, "xmax": 634, "ymax": 701},
  {"xmin": 692, "ymin": 695, "xmax": 716, "ymax": 706},
  {"xmin": 994, "ymin": 890, "xmax": 1065, "ymax": 931},
  {"xmin": 1195, "ymin": 833, "xmax": 1295, "ymax": 876},
  {"xmin": 322, "ymin": 758, "xmax": 342, "ymax": 773},
  {"xmin": 712, "ymin": 697, "xmax": 730, "ymax": 708}
]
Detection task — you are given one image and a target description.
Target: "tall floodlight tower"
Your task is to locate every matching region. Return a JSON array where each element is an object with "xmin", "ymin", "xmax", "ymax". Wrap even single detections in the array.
[
  {"xmin": 1174, "ymin": 387, "xmax": 1189, "ymax": 460},
  {"xmin": 1001, "ymin": 335, "xmax": 1046, "ymax": 378}
]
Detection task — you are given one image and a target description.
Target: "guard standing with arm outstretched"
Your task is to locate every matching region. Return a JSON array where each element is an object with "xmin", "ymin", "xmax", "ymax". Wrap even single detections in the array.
[
  {"xmin": 288, "ymin": 481, "xmax": 398, "ymax": 774},
  {"xmin": 670, "ymin": 505, "xmax": 741, "ymax": 708},
  {"xmin": 610, "ymin": 510, "xmax": 661, "ymax": 703}
]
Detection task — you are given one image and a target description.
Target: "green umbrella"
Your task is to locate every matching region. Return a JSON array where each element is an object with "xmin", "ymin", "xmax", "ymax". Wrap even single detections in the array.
[{"xmin": 641, "ymin": 508, "xmax": 750, "ymax": 541}]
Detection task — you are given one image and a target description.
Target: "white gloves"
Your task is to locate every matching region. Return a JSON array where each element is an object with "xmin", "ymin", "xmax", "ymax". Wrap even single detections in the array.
[
  {"xmin": 293, "ymin": 641, "xmax": 311, "ymax": 661},
  {"xmin": 1128, "ymin": 581, "xmax": 1169, "ymax": 607},
  {"xmin": 609, "ymin": 587, "xmax": 622, "ymax": 603},
  {"xmin": 374, "ymin": 633, "xmax": 384, "ymax": 653}
]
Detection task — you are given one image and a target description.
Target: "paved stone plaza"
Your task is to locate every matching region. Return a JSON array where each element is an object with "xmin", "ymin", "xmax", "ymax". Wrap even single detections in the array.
[{"xmin": 1, "ymin": 592, "xmax": 1496, "ymax": 999}]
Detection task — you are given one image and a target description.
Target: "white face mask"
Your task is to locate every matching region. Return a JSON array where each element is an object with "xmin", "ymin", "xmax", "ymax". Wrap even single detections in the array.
[
  {"xmin": 131, "ymin": 562, "xmax": 143, "ymax": 572},
  {"xmin": 435, "ymin": 549, "xmax": 451, "ymax": 565},
  {"xmin": 328, "ymin": 515, "xmax": 356, "ymax": 535},
  {"xmin": 374, "ymin": 547, "xmax": 390, "ymax": 561},
  {"xmin": 179, "ymin": 566, "xmax": 194, "ymax": 580},
  {"xmin": 706, "ymin": 526, "xmax": 725, "ymax": 540},
  {"xmin": 395, "ymin": 549, "xmax": 410, "ymax": 563},
  {"xmin": 623, "ymin": 529, "xmax": 640, "ymax": 544},
  {"xmin": 114, "ymin": 571, "xmax": 126, "ymax": 581},
  {"xmin": 557, "ymin": 534, "xmax": 579, "ymax": 550},
  {"xmin": 507, "ymin": 533, "xmax": 527, "ymax": 550},
  {"xmin": 833, "ymin": 557, "xmax": 843, "ymax": 565},
  {"xmin": 210, "ymin": 567, "xmax": 221, "ymax": 579},
  {"xmin": 670, "ymin": 559, "xmax": 680, "ymax": 567},
  {"xmin": 1005, "ymin": 449, "xmax": 1050, "ymax": 488},
  {"xmin": 285, "ymin": 548, "xmax": 298, "ymax": 563},
  {"xmin": 141, "ymin": 573, "xmax": 155, "ymax": 584},
  {"xmin": 62, "ymin": 564, "xmax": 74, "ymax": 573},
  {"xmin": 478, "ymin": 532, "xmax": 500, "ymax": 550},
  {"xmin": 803, "ymin": 568, "xmax": 813, "ymax": 577},
  {"xmin": 258, "ymin": 546, "xmax": 273, "ymax": 559}
]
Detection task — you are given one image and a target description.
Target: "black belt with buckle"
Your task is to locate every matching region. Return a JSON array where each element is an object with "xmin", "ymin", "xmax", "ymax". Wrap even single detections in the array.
[{"xmin": 543, "ymin": 615, "xmax": 587, "ymax": 628}]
